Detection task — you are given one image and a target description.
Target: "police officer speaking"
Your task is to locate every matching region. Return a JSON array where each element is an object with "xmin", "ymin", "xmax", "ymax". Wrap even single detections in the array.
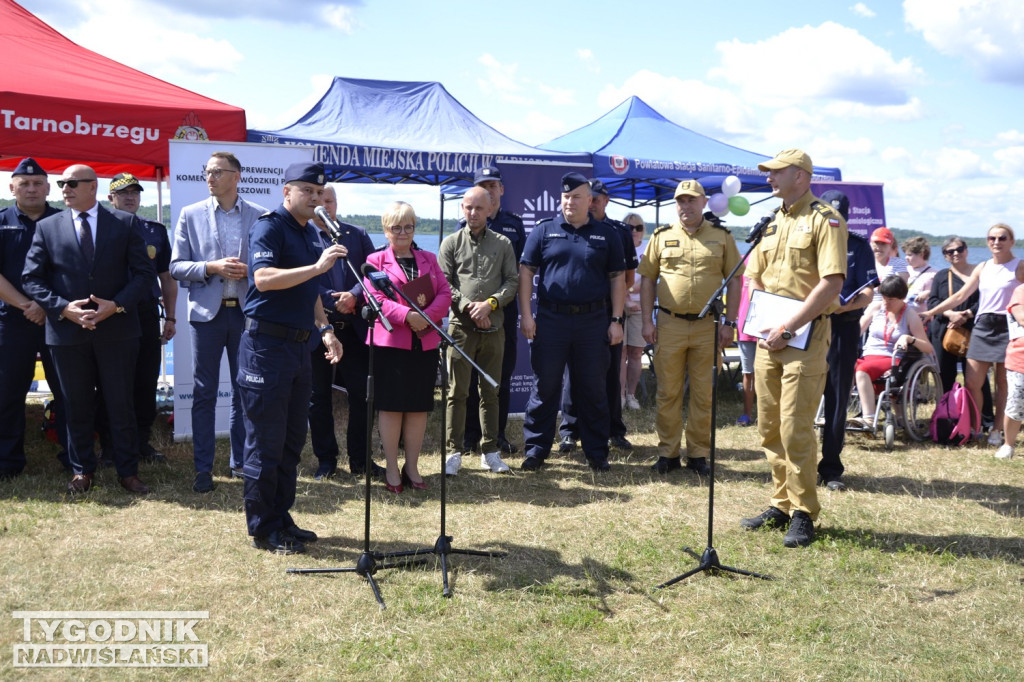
[
  {"xmin": 741, "ymin": 149, "xmax": 847, "ymax": 548},
  {"xmin": 238, "ymin": 162, "xmax": 346, "ymax": 555},
  {"xmin": 518, "ymin": 172, "xmax": 626, "ymax": 472}
]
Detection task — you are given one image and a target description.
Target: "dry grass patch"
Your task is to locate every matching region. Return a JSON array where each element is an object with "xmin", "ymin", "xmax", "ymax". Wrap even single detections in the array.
[{"xmin": 0, "ymin": 396, "xmax": 1021, "ymax": 681}]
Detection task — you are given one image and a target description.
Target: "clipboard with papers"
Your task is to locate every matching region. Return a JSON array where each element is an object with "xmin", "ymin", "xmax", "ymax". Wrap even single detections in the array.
[{"xmin": 743, "ymin": 289, "xmax": 815, "ymax": 351}]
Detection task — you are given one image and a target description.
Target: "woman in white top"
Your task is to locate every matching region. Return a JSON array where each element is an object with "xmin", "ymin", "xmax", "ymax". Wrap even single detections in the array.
[
  {"xmin": 924, "ymin": 223, "xmax": 1024, "ymax": 444},
  {"xmin": 902, "ymin": 236, "xmax": 936, "ymax": 316},
  {"xmin": 620, "ymin": 212, "xmax": 647, "ymax": 409}
]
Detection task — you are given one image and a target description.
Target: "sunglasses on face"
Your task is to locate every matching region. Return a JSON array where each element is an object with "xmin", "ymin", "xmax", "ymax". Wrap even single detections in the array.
[
  {"xmin": 56, "ymin": 179, "xmax": 95, "ymax": 189},
  {"xmin": 631, "ymin": 225, "xmax": 644, "ymax": 232},
  {"xmin": 943, "ymin": 245, "xmax": 966, "ymax": 256},
  {"xmin": 988, "ymin": 234, "xmax": 1009, "ymax": 243}
]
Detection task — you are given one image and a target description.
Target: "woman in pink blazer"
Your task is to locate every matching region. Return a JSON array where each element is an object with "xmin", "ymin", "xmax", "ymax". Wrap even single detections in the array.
[{"xmin": 363, "ymin": 201, "xmax": 452, "ymax": 493}]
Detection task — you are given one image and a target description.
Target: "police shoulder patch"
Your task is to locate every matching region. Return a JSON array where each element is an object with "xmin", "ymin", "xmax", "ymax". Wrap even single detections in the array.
[{"xmin": 653, "ymin": 224, "xmax": 672, "ymax": 235}]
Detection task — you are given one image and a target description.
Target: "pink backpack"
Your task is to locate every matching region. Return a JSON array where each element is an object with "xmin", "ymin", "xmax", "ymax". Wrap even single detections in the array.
[{"xmin": 930, "ymin": 383, "xmax": 980, "ymax": 446}]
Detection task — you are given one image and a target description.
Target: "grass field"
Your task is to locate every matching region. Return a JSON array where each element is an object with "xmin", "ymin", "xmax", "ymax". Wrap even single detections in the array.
[{"xmin": 1, "ymin": 389, "xmax": 1021, "ymax": 681}]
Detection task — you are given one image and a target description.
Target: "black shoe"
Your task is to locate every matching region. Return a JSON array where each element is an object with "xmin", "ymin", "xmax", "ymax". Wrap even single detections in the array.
[
  {"xmin": 740, "ymin": 507, "xmax": 790, "ymax": 531},
  {"xmin": 685, "ymin": 457, "xmax": 710, "ymax": 476},
  {"xmin": 140, "ymin": 442, "xmax": 166, "ymax": 464},
  {"xmin": 521, "ymin": 455, "xmax": 546, "ymax": 472},
  {"xmin": 783, "ymin": 510, "xmax": 815, "ymax": 547},
  {"xmin": 651, "ymin": 456, "xmax": 682, "ymax": 474},
  {"xmin": 230, "ymin": 467, "xmax": 245, "ymax": 479},
  {"xmin": 497, "ymin": 436, "xmax": 518, "ymax": 454},
  {"xmin": 558, "ymin": 437, "xmax": 576, "ymax": 454},
  {"xmin": 192, "ymin": 471, "xmax": 215, "ymax": 494},
  {"xmin": 252, "ymin": 530, "xmax": 305, "ymax": 555},
  {"xmin": 587, "ymin": 456, "xmax": 611, "ymax": 472},
  {"xmin": 825, "ymin": 478, "xmax": 847, "ymax": 491},
  {"xmin": 609, "ymin": 435, "xmax": 633, "ymax": 451},
  {"xmin": 350, "ymin": 460, "xmax": 386, "ymax": 479},
  {"xmin": 314, "ymin": 460, "xmax": 337, "ymax": 481},
  {"xmin": 283, "ymin": 524, "xmax": 318, "ymax": 543}
]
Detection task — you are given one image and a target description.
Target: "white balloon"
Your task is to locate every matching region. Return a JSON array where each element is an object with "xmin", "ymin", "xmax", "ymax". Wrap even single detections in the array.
[
  {"xmin": 722, "ymin": 175, "xmax": 742, "ymax": 198},
  {"xmin": 708, "ymin": 192, "xmax": 729, "ymax": 214}
]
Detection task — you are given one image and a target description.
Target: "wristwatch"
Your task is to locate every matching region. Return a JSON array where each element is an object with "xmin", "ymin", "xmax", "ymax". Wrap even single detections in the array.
[
  {"xmin": 779, "ymin": 326, "xmax": 793, "ymax": 340},
  {"xmin": 721, "ymin": 318, "xmax": 737, "ymax": 328},
  {"xmin": 487, "ymin": 297, "xmax": 499, "ymax": 311},
  {"xmin": 318, "ymin": 323, "xmax": 334, "ymax": 336},
  {"xmin": 610, "ymin": 316, "xmax": 624, "ymax": 324}
]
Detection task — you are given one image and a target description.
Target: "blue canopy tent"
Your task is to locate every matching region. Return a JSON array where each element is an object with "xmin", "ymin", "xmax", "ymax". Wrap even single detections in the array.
[
  {"xmin": 248, "ymin": 77, "xmax": 587, "ymax": 186},
  {"xmin": 538, "ymin": 96, "xmax": 842, "ymax": 209}
]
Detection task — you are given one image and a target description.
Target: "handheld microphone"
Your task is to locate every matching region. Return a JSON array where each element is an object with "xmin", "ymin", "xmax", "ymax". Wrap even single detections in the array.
[
  {"xmin": 746, "ymin": 215, "xmax": 773, "ymax": 244},
  {"xmin": 314, "ymin": 206, "xmax": 345, "ymax": 243},
  {"xmin": 361, "ymin": 263, "xmax": 398, "ymax": 302}
]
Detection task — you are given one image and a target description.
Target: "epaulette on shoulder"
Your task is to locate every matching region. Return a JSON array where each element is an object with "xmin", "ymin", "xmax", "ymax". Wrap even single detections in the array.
[
  {"xmin": 848, "ymin": 230, "xmax": 868, "ymax": 243},
  {"xmin": 653, "ymin": 224, "xmax": 672, "ymax": 235},
  {"xmin": 259, "ymin": 211, "xmax": 274, "ymax": 219},
  {"xmin": 811, "ymin": 201, "xmax": 836, "ymax": 219},
  {"xmin": 535, "ymin": 217, "xmax": 553, "ymax": 226},
  {"xmin": 501, "ymin": 209, "xmax": 524, "ymax": 224}
]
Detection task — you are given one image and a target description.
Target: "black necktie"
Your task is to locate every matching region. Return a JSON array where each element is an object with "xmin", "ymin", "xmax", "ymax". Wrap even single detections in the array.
[{"xmin": 79, "ymin": 213, "xmax": 94, "ymax": 263}]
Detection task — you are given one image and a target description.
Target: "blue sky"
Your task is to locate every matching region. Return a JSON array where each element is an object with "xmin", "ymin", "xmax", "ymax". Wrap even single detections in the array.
[{"xmin": 14, "ymin": 0, "xmax": 1024, "ymax": 236}]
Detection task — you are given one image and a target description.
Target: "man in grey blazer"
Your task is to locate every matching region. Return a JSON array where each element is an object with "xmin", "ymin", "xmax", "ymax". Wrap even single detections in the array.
[
  {"xmin": 170, "ymin": 151, "xmax": 267, "ymax": 493},
  {"xmin": 23, "ymin": 164, "xmax": 155, "ymax": 494}
]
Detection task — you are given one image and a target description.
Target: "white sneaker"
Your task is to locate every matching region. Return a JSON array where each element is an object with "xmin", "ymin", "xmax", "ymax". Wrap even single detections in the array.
[
  {"xmin": 988, "ymin": 429, "xmax": 1004, "ymax": 446},
  {"xmin": 481, "ymin": 451, "xmax": 510, "ymax": 473},
  {"xmin": 445, "ymin": 453, "xmax": 462, "ymax": 476},
  {"xmin": 995, "ymin": 444, "xmax": 1014, "ymax": 459},
  {"xmin": 625, "ymin": 395, "xmax": 641, "ymax": 410}
]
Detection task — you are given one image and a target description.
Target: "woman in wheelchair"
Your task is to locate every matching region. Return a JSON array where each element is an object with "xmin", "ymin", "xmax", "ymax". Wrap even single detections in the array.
[{"xmin": 851, "ymin": 275, "xmax": 934, "ymax": 427}]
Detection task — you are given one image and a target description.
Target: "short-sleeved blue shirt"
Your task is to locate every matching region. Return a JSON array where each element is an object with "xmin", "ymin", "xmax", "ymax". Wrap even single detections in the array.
[
  {"xmin": 490, "ymin": 208, "xmax": 526, "ymax": 261},
  {"xmin": 599, "ymin": 216, "xmax": 639, "ymax": 271},
  {"xmin": 134, "ymin": 216, "xmax": 171, "ymax": 301},
  {"xmin": 243, "ymin": 205, "xmax": 322, "ymax": 330},
  {"xmin": 837, "ymin": 232, "xmax": 876, "ymax": 319},
  {"xmin": 0, "ymin": 203, "xmax": 59, "ymax": 321},
  {"xmin": 520, "ymin": 214, "xmax": 626, "ymax": 305}
]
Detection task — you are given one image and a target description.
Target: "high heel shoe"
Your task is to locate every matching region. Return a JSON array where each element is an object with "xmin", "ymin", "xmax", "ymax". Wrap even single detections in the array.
[
  {"xmin": 401, "ymin": 466, "xmax": 427, "ymax": 490},
  {"xmin": 384, "ymin": 472, "xmax": 403, "ymax": 494}
]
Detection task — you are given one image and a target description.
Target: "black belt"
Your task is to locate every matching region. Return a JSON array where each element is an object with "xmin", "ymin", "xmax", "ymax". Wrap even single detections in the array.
[
  {"xmin": 244, "ymin": 317, "xmax": 310, "ymax": 343},
  {"xmin": 539, "ymin": 300, "xmax": 605, "ymax": 315},
  {"xmin": 222, "ymin": 298, "xmax": 240, "ymax": 308},
  {"xmin": 658, "ymin": 306, "xmax": 701, "ymax": 321}
]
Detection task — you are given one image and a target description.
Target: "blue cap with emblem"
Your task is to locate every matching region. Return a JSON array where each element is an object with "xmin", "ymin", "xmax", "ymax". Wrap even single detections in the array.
[
  {"xmin": 819, "ymin": 190, "xmax": 849, "ymax": 221},
  {"xmin": 284, "ymin": 162, "xmax": 326, "ymax": 185},
  {"xmin": 12, "ymin": 157, "xmax": 47, "ymax": 176},
  {"xmin": 561, "ymin": 172, "xmax": 590, "ymax": 193},
  {"xmin": 589, "ymin": 179, "xmax": 609, "ymax": 196},
  {"xmin": 474, "ymin": 165, "xmax": 502, "ymax": 185}
]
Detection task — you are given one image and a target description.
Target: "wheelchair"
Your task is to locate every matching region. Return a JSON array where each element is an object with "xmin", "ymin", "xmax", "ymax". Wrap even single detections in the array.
[{"xmin": 817, "ymin": 346, "xmax": 942, "ymax": 449}]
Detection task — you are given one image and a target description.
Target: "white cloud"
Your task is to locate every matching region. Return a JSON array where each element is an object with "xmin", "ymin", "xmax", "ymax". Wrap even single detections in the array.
[
  {"xmin": 322, "ymin": 5, "xmax": 357, "ymax": 32},
  {"xmin": 881, "ymin": 146, "xmax": 912, "ymax": 164},
  {"xmin": 711, "ymin": 22, "xmax": 920, "ymax": 107},
  {"xmin": 996, "ymin": 130, "xmax": 1024, "ymax": 144},
  {"xmin": 905, "ymin": 0, "xmax": 1024, "ymax": 84},
  {"xmin": 993, "ymin": 146, "xmax": 1024, "ymax": 174},
  {"xmin": 851, "ymin": 3, "xmax": 876, "ymax": 18},
  {"xmin": 577, "ymin": 48, "xmax": 599, "ymax": 73},
  {"xmin": 477, "ymin": 53, "xmax": 534, "ymax": 106},
  {"xmin": 495, "ymin": 111, "xmax": 568, "ymax": 147},
  {"xmin": 823, "ymin": 97, "xmax": 925, "ymax": 122},
  {"xmin": 911, "ymin": 147, "xmax": 993, "ymax": 180},
  {"xmin": 597, "ymin": 70, "xmax": 758, "ymax": 139}
]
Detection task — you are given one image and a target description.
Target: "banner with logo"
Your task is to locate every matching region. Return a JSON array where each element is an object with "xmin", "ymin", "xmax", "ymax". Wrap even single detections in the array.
[
  {"xmin": 495, "ymin": 159, "xmax": 592, "ymax": 416},
  {"xmin": 167, "ymin": 140, "xmax": 315, "ymax": 441},
  {"xmin": 811, "ymin": 181, "xmax": 886, "ymax": 239}
]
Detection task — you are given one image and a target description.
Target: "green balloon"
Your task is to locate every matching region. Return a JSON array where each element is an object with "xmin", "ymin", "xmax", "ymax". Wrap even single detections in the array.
[{"xmin": 728, "ymin": 195, "xmax": 750, "ymax": 216}]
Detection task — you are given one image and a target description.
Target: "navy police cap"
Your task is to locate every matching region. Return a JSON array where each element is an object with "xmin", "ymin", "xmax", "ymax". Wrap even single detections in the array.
[
  {"xmin": 561, "ymin": 172, "xmax": 590, "ymax": 193},
  {"xmin": 589, "ymin": 179, "xmax": 609, "ymax": 196},
  {"xmin": 474, "ymin": 165, "xmax": 502, "ymax": 185},
  {"xmin": 819, "ymin": 190, "xmax": 849, "ymax": 221},
  {"xmin": 284, "ymin": 162, "xmax": 326, "ymax": 185},
  {"xmin": 12, "ymin": 157, "xmax": 47, "ymax": 176}
]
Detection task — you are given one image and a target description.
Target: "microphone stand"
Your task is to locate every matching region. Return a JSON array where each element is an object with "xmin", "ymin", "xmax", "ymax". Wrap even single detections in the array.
[
  {"xmin": 656, "ymin": 223, "xmax": 773, "ymax": 588},
  {"xmin": 288, "ymin": 222, "xmax": 420, "ymax": 610},
  {"xmin": 379, "ymin": 281, "xmax": 506, "ymax": 597}
]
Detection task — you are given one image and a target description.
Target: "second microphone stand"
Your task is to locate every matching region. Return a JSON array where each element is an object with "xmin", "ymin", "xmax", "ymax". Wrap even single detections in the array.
[
  {"xmin": 656, "ymin": 222, "xmax": 773, "ymax": 588},
  {"xmin": 378, "ymin": 280, "xmax": 507, "ymax": 597}
]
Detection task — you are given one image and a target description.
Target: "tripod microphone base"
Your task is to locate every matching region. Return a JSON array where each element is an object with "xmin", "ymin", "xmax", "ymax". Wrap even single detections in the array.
[
  {"xmin": 288, "ymin": 551, "xmax": 428, "ymax": 609},
  {"xmin": 656, "ymin": 546, "xmax": 774, "ymax": 588}
]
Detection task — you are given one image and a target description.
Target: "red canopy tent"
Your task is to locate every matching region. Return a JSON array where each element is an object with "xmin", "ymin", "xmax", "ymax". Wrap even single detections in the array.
[{"xmin": 0, "ymin": 0, "xmax": 246, "ymax": 180}]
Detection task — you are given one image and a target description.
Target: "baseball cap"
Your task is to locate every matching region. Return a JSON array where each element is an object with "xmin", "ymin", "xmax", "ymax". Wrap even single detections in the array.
[
  {"xmin": 109, "ymin": 172, "xmax": 143, "ymax": 193},
  {"xmin": 870, "ymin": 227, "xmax": 896, "ymax": 245},
  {"xmin": 674, "ymin": 180, "xmax": 706, "ymax": 199},
  {"xmin": 757, "ymin": 149, "xmax": 813, "ymax": 174}
]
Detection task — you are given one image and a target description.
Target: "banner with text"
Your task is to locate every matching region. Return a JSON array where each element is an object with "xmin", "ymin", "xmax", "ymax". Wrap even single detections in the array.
[{"xmin": 811, "ymin": 181, "xmax": 886, "ymax": 239}]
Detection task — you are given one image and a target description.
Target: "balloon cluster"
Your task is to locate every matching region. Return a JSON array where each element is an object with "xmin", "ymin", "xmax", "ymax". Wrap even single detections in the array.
[{"xmin": 707, "ymin": 175, "xmax": 749, "ymax": 218}]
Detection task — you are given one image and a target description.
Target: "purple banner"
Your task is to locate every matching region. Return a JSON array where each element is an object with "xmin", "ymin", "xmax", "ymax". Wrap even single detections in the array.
[
  {"xmin": 498, "ymin": 160, "xmax": 592, "ymax": 415},
  {"xmin": 811, "ymin": 181, "xmax": 886, "ymax": 239}
]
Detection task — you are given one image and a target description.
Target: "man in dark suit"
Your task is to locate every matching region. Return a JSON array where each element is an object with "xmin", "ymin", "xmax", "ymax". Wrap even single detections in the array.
[{"xmin": 23, "ymin": 164, "xmax": 156, "ymax": 494}]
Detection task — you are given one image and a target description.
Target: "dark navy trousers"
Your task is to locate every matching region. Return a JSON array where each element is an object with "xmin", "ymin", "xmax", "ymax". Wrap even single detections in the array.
[{"xmin": 819, "ymin": 315, "xmax": 860, "ymax": 481}]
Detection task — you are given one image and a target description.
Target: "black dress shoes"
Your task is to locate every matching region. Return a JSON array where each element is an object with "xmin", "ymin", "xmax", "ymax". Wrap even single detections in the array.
[
  {"xmin": 521, "ymin": 455, "xmax": 546, "ymax": 472},
  {"xmin": 252, "ymin": 530, "xmax": 305, "ymax": 555},
  {"xmin": 587, "ymin": 456, "xmax": 611, "ymax": 472},
  {"xmin": 651, "ymin": 456, "xmax": 682, "ymax": 474},
  {"xmin": 350, "ymin": 460, "xmax": 386, "ymax": 479},
  {"xmin": 740, "ymin": 507, "xmax": 790, "ymax": 531},
  {"xmin": 314, "ymin": 460, "xmax": 337, "ymax": 480},
  {"xmin": 140, "ymin": 442, "xmax": 166, "ymax": 464},
  {"xmin": 685, "ymin": 457, "xmax": 711, "ymax": 475},
  {"xmin": 497, "ymin": 436, "xmax": 518, "ymax": 454},
  {"xmin": 609, "ymin": 435, "xmax": 633, "ymax": 451},
  {"xmin": 558, "ymin": 437, "xmax": 576, "ymax": 454},
  {"xmin": 783, "ymin": 511, "xmax": 815, "ymax": 547},
  {"xmin": 284, "ymin": 524, "xmax": 318, "ymax": 543},
  {"xmin": 192, "ymin": 471, "xmax": 215, "ymax": 494}
]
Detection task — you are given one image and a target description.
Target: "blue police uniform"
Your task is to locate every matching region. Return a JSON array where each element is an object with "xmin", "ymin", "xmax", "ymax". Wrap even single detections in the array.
[
  {"xmin": 96, "ymin": 215, "xmax": 171, "ymax": 457},
  {"xmin": 819, "ymin": 230, "xmax": 875, "ymax": 484},
  {"xmin": 463, "ymin": 207, "xmax": 526, "ymax": 449},
  {"xmin": 308, "ymin": 220, "xmax": 375, "ymax": 474},
  {"xmin": 560, "ymin": 215, "xmax": 639, "ymax": 445},
  {"xmin": 0, "ymin": 201, "xmax": 66, "ymax": 476},
  {"xmin": 521, "ymin": 214, "xmax": 625, "ymax": 464},
  {"xmin": 239, "ymin": 205, "xmax": 323, "ymax": 539}
]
